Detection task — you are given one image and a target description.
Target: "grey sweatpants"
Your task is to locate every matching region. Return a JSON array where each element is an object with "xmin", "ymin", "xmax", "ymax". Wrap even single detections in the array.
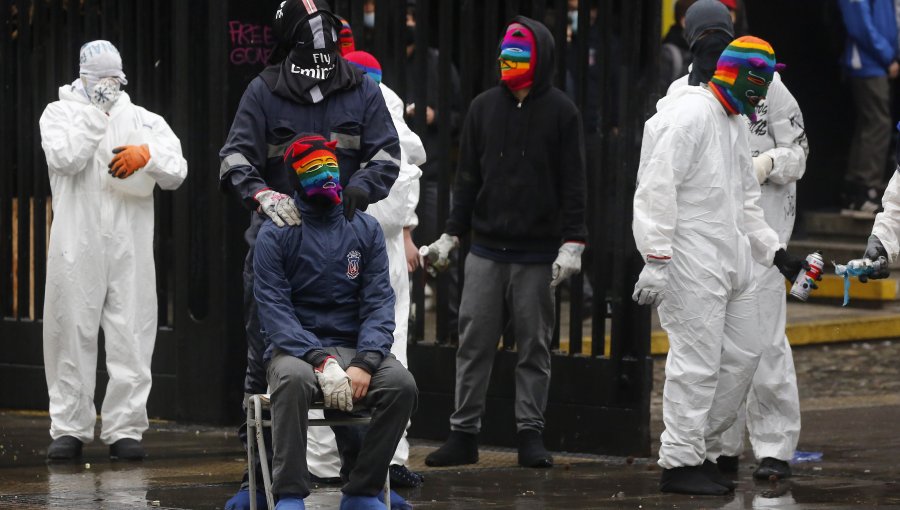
[
  {"xmin": 847, "ymin": 75, "xmax": 891, "ymax": 189},
  {"xmin": 450, "ymin": 253, "xmax": 555, "ymax": 434},
  {"xmin": 266, "ymin": 346, "xmax": 417, "ymax": 498}
]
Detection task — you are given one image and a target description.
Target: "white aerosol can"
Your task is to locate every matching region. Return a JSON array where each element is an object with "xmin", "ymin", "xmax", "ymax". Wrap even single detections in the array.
[{"xmin": 790, "ymin": 251, "xmax": 824, "ymax": 301}]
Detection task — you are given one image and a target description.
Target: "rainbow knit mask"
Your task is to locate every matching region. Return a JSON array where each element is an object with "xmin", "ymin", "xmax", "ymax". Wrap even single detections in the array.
[
  {"xmin": 344, "ymin": 50, "xmax": 382, "ymax": 84},
  {"xmin": 338, "ymin": 16, "xmax": 355, "ymax": 56},
  {"xmin": 499, "ymin": 23, "xmax": 536, "ymax": 91},
  {"xmin": 708, "ymin": 36, "xmax": 782, "ymax": 122},
  {"xmin": 284, "ymin": 133, "xmax": 343, "ymax": 204}
]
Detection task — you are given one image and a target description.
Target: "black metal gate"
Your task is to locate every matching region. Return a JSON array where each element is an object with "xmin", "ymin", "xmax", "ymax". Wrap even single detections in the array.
[{"xmin": 0, "ymin": 0, "xmax": 658, "ymax": 457}]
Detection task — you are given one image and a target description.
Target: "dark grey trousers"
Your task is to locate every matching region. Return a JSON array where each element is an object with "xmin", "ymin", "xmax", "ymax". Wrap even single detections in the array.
[
  {"xmin": 267, "ymin": 346, "xmax": 417, "ymax": 498},
  {"xmin": 848, "ymin": 75, "xmax": 892, "ymax": 189},
  {"xmin": 450, "ymin": 253, "xmax": 555, "ymax": 434}
]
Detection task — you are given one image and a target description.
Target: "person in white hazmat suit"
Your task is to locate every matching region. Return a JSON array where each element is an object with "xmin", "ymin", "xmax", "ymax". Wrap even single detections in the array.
[
  {"xmin": 305, "ymin": 50, "xmax": 427, "ymax": 489},
  {"xmin": 855, "ymin": 125, "xmax": 900, "ymax": 280},
  {"xmin": 632, "ymin": 34, "xmax": 807, "ymax": 495},
  {"xmin": 39, "ymin": 40, "xmax": 187, "ymax": 462},
  {"xmin": 667, "ymin": 0, "xmax": 810, "ymax": 482}
]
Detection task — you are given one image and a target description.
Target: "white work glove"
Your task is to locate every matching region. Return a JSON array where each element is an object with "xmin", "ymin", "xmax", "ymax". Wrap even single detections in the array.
[
  {"xmin": 422, "ymin": 233, "xmax": 459, "ymax": 273},
  {"xmin": 314, "ymin": 357, "xmax": 353, "ymax": 412},
  {"xmin": 89, "ymin": 77, "xmax": 122, "ymax": 114},
  {"xmin": 753, "ymin": 154, "xmax": 774, "ymax": 185},
  {"xmin": 254, "ymin": 189, "xmax": 301, "ymax": 227},
  {"xmin": 632, "ymin": 263, "xmax": 668, "ymax": 306},
  {"xmin": 550, "ymin": 242, "xmax": 585, "ymax": 288}
]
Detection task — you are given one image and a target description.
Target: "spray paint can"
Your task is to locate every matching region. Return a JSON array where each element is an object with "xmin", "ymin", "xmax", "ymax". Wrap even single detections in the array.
[{"xmin": 790, "ymin": 251, "xmax": 824, "ymax": 301}]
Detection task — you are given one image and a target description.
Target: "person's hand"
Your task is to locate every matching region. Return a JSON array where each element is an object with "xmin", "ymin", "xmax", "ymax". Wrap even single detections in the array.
[
  {"xmin": 632, "ymin": 263, "xmax": 668, "ymax": 306},
  {"xmin": 404, "ymin": 228, "xmax": 419, "ymax": 272},
  {"xmin": 550, "ymin": 242, "xmax": 585, "ymax": 287},
  {"xmin": 343, "ymin": 186, "xmax": 370, "ymax": 221},
  {"xmin": 254, "ymin": 189, "xmax": 301, "ymax": 227},
  {"xmin": 108, "ymin": 145, "xmax": 150, "ymax": 178},
  {"xmin": 423, "ymin": 233, "xmax": 459, "ymax": 273},
  {"xmin": 773, "ymin": 248, "xmax": 808, "ymax": 282},
  {"xmin": 753, "ymin": 154, "xmax": 773, "ymax": 185},
  {"xmin": 426, "ymin": 106, "xmax": 435, "ymax": 125},
  {"xmin": 860, "ymin": 235, "xmax": 890, "ymax": 282},
  {"xmin": 314, "ymin": 357, "xmax": 353, "ymax": 412},
  {"xmin": 89, "ymin": 77, "xmax": 121, "ymax": 114},
  {"xmin": 890, "ymin": 60, "xmax": 899, "ymax": 79},
  {"xmin": 345, "ymin": 366, "xmax": 372, "ymax": 402}
]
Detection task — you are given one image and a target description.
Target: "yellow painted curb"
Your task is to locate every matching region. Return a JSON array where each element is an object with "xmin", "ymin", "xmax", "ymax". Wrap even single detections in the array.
[
  {"xmin": 788, "ymin": 274, "xmax": 898, "ymax": 301},
  {"xmin": 562, "ymin": 314, "xmax": 900, "ymax": 356}
]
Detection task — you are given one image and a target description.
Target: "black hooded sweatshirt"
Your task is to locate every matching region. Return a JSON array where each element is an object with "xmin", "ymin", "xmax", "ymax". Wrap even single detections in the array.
[{"xmin": 445, "ymin": 16, "xmax": 587, "ymax": 259}]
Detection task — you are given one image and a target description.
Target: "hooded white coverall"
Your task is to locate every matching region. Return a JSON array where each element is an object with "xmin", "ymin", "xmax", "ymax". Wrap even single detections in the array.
[
  {"xmin": 307, "ymin": 81, "xmax": 424, "ymax": 477},
  {"xmin": 39, "ymin": 81, "xmax": 187, "ymax": 444},
  {"xmin": 634, "ymin": 85, "xmax": 782, "ymax": 469},
  {"xmin": 670, "ymin": 73, "xmax": 808, "ymax": 462}
]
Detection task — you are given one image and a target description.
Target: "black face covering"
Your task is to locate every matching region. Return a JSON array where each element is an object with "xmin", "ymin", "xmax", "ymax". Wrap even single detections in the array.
[
  {"xmin": 261, "ymin": 1, "xmax": 362, "ymax": 104},
  {"xmin": 688, "ymin": 30, "xmax": 733, "ymax": 86}
]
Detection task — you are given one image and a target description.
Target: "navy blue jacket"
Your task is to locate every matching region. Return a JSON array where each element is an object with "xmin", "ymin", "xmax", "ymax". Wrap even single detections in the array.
[
  {"xmin": 219, "ymin": 75, "xmax": 400, "ymax": 211},
  {"xmin": 838, "ymin": 0, "xmax": 898, "ymax": 77},
  {"xmin": 253, "ymin": 198, "xmax": 395, "ymax": 371}
]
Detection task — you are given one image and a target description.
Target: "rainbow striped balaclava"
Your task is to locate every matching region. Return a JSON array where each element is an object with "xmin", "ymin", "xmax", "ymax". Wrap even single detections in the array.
[
  {"xmin": 499, "ymin": 22, "xmax": 536, "ymax": 91},
  {"xmin": 344, "ymin": 50, "xmax": 382, "ymax": 84},
  {"xmin": 284, "ymin": 133, "xmax": 343, "ymax": 204},
  {"xmin": 708, "ymin": 36, "xmax": 780, "ymax": 123},
  {"xmin": 338, "ymin": 16, "xmax": 356, "ymax": 56}
]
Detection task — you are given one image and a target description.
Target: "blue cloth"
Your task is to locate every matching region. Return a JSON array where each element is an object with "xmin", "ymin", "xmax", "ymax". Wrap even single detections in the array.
[
  {"xmin": 219, "ymin": 75, "xmax": 400, "ymax": 212},
  {"xmin": 838, "ymin": 0, "xmax": 899, "ymax": 77},
  {"xmin": 339, "ymin": 495, "xmax": 389, "ymax": 510},
  {"xmin": 274, "ymin": 496, "xmax": 306, "ymax": 510},
  {"xmin": 253, "ymin": 198, "xmax": 395, "ymax": 364}
]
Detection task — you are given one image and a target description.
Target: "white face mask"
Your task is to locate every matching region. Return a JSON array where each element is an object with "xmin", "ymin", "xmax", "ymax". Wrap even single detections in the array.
[{"xmin": 363, "ymin": 11, "xmax": 375, "ymax": 28}]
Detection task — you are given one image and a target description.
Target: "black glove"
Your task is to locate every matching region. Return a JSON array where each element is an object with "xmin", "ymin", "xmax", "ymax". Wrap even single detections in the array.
[
  {"xmin": 773, "ymin": 248, "xmax": 807, "ymax": 282},
  {"xmin": 342, "ymin": 186, "xmax": 370, "ymax": 221},
  {"xmin": 860, "ymin": 235, "xmax": 890, "ymax": 282}
]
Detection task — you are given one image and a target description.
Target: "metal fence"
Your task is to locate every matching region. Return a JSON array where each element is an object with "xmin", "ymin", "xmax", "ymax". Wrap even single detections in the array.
[{"xmin": 0, "ymin": 0, "xmax": 659, "ymax": 456}]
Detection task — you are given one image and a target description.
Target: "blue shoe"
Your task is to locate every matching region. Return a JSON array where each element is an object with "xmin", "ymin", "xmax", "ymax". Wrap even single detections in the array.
[
  {"xmin": 375, "ymin": 490, "xmax": 413, "ymax": 510},
  {"xmin": 339, "ymin": 494, "xmax": 387, "ymax": 510},
  {"xmin": 224, "ymin": 488, "xmax": 268, "ymax": 510},
  {"xmin": 274, "ymin": 496, "xmax": 305, "ymax": 510}
]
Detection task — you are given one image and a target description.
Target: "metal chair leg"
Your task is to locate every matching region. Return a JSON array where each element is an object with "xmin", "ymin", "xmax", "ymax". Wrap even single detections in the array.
[
  {"xmin": 247, "ymin": 400, "xmax": 258, "ymax": 510},
  {"xmin": 254, "ymin": 395, "xmax": 276, "ymax": 510},
  {"xmin": 383, "ymin": 469, "xmax": 391, "ymax": 508}
]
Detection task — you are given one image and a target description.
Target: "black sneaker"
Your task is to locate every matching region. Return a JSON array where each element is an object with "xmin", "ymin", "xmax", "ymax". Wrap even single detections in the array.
[
  {"xmin": 753, "ymin": 457, "xmax": 792, "ymax": 480},
  {"xmin": 841, "ymin": 186, "xmax": 882, "ymax": 219},
  {"xmin": 516, "ymin": 429, "xmax": 553, "ymax": 468},
  {"xmin": 659, "ymin": 465, "xmax": 731, "ymax": 495},
  {"xmin": 716, "ymin": 455, "xmax": 739, "ymax": 474},
  {"xmin": 389, "ymin": 464, "xmax": 424, "ymax": 488},
  {"xmin": 702, "ymin": 459, "xmax": 736, "ymax": 490},
  {"xmin": 424, "ymin": 431, "xmax": 478, "ymax": 467},
  {"xmin": 109, "ymin": 438, "xmax": 145, "ymax": 460},
  {"xmin": 47, "ymin": 436, "xmax": 83, "ymax": 461}
]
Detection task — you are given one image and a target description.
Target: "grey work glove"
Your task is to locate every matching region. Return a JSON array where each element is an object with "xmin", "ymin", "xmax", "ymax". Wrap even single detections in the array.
[
  {"xmin": 632, "ymin": 263, "xmax": 668, "ymax": 306},
  {"xmin": 859, "ymin": 235, "xmax": 890, "ymax": 282},
  {"xmin": 89, "ymin": 77, "xmax": 122, "ymax": 114},
  {"xmin": 254, "ymin": 189, "xmax": 301, "ymax": 227},
  {"xmin": 314, "ymin": 357, "xmax": 353, "ymax": 412},
  {"xmin": 550, "ymin": 242, "xmax": 585, "ymax": 287},
  {"xmin": 422, "ymin": 233, "xmax": 459, "ymax": 273}
]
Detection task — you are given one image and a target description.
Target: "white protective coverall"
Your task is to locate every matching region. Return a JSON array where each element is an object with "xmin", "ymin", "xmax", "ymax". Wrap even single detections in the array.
[
  {"xmin": 307, "ymin": 82, "xmax": 424, "ymax": 477},
  {"xmin": 39, "ymin": 81, "xmax": 187, "ymax": 444},
  {"xmin": 872, "ymin": 169, "xmax": 900, "ymax": 262},
  {"xmin": 633, "ymin": 85, "xmax": 782, "ymax": 469},
  {"xmin": 670, "ymin": 73, "xmax": 809, "ymax": 462}
]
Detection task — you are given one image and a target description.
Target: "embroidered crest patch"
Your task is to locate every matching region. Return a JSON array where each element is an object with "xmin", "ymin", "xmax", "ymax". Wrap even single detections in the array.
[{"xmin": 346, "ymin": 250, "xmax": 361, "ymax": 279}]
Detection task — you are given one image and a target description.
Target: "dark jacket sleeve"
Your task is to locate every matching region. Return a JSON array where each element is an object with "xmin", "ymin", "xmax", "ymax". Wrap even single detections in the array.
[
  {"xmin": 346, "ymin": 80, "xmax": 401, "ymax": 204},
  {"xmin": 219, "ymin": 79, "xmax": 270, "ymax": 210},
  {"xmin": 559, "ymin": 101, "xmax": 588, "ymax": 243},
  {"xmin": 350, "ymin": 219, "xmax": 395, "ymax": 373},
  {"xmin": 253, "ymin": 224, "xmax": 324, "ymax": 360},
  {"xmin": 445, "ymin": 104, "xmax": 482, "ymax": 237}
]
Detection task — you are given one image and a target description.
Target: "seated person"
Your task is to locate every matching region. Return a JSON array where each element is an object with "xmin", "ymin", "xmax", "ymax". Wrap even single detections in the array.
[{"xmin": 254, "ymin": 133, "xmax": 418, "ymax": 510}]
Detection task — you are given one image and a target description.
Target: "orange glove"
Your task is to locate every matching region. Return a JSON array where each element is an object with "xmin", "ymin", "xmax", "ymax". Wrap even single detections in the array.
[{"xmin": 108, "ymin": 145, "xmax": 150, "ymax": 179}]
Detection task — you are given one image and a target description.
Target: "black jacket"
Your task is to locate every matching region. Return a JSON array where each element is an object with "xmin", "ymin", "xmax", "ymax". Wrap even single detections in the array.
[{"xmin": 446, "ymin": 15, "xmax": 587, "ymax": 253}]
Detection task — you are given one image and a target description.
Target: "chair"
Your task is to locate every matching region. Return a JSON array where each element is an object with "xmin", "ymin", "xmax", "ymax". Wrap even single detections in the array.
[{"xmin": 246, "ymin": 394, "xmax": 391, "ymax": 510}]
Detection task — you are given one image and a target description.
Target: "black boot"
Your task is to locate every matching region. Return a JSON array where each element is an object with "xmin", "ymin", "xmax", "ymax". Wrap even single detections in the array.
[
  {"xmin": 424, "ymin": 431, "xmax": 478, "ymax": 467},
  {"xmin": 389, "ymin": 464, "xmax": 425, "ymax": 488},
  {"xmin": 109, "ymin": 438, "xmax": 145, "ymax": 460},
  {"xmin": 702, "ymin": 459, "xmax": 736, "ymax": 490},
  {"xmin": 716, "ymin": 455, "xmax": 739, "ymax": 474},
  {"xmin": 47, "ymin": 436, "xmax": 83, "ymax": 461},
  {"xmin": 516, "ymin": 429, "xmax": 553, "ymax": 468},
  {"xmin": 660, "ymin": 465, "xmax": 731, "ymax": 495},
  {"xmin": 753, "ymin": 457, "xmax": 792, "ymax": 480}
]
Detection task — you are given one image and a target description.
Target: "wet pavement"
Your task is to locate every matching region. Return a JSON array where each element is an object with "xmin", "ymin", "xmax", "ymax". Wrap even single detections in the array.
[{"xmin": 1, "ymin": 340, "xmax": 898, "ymax": 509}]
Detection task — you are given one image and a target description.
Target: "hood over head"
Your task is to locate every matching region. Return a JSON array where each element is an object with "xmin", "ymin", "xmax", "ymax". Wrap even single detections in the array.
[
  {"xmin": 79, "ymin": 40, "xmax": 128, "ymax": 92},
  {"xmin": 684, "ymin": 0, "xmax": 734, "ymax": 49},
  {"xmin": 500, "ymin": 16, "xmax": 556, "ymax": 96}
]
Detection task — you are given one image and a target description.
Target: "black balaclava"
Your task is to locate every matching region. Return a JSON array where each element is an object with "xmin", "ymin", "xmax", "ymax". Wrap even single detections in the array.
[
  {"xmin": 261, "ymin": 0, "xmax": 362, "ymax": 104},
  {"xmin": 683, "ymin": 0, "xmax": 735, "ymax": 86}
]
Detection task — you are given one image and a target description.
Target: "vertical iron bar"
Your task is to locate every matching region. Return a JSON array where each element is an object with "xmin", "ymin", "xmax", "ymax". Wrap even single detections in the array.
[
  {"xmin": 15, "ymin": 0, "xmax": 31, "ymax": 319},
  {"xmin": 33, "ymin": 0, "xmax": 49, "ymax": 320},
  {"xmin": 0, "ymin": 0, "xmax": 11, "ymax": 316}
]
